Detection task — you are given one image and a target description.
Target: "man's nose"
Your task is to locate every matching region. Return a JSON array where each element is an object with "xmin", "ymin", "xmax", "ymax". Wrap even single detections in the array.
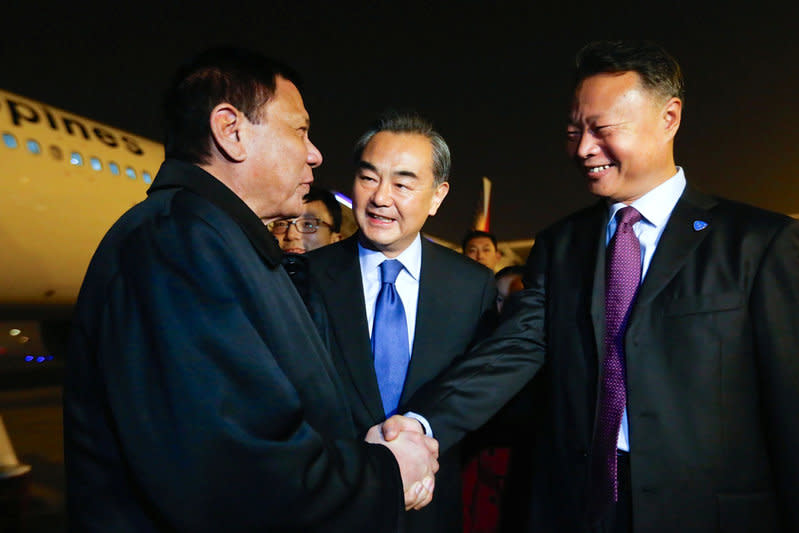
[
  {"xmin": 307, "ymin": 139, "xmax": 323, "ymax": 168},
  {"xmin": 285, "ymin": 222, "xmax": 302, "ymax": 239},
  {"xmin": 371, "ymin": 180, "xmax": 393, "ymax": 206},
  {"xmin": 575, "ymin": 131, "xmax": 599, "ymax": 159}
]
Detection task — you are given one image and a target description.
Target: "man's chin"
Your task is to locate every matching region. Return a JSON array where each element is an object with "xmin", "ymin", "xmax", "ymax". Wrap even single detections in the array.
[
  {"xmin": 275, "ymin": 199, "xmax": 306, "ymax": 220},
  {"xmin": 587, "ymin": 180, "xmax": 613, "ymax": 199},
  {"xmin": 357, "ymin": 231, "xmax": 389, "ymax": 252}
]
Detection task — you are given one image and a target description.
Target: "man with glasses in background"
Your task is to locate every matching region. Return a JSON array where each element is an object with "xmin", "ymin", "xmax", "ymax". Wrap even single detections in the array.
[
  {"xmin": 267, "ymin": 185, "xmax": 343, "ymax": 253},
  {"xmin": 267, "ymin": 186, "xmax": 344, "ymax": 305}
]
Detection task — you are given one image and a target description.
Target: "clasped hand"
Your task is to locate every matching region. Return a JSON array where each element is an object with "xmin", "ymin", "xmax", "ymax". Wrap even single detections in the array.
[{"xmin": 365, "ymin": 415, "xmax": 439, "ymax": 510}]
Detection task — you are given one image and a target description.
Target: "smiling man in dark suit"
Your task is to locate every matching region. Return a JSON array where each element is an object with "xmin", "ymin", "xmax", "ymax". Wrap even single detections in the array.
[
  {"xmin": 307, "ymin": 112, "xmax": 497, "ymax": 532},
  {"xmin": 388, "ymin": 40, "xmax": 799, "ymax": 532}
]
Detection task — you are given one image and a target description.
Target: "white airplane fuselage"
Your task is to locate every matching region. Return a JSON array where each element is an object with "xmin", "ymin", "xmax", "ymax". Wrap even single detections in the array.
[{"xmin": 0, "ymin": 89, "xmax": 162, "ymax": 360}]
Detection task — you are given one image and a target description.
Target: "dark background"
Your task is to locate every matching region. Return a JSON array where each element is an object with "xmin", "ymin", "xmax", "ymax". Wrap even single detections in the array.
[{"xmin": 3, "ymin": 2, "xmax": 797, "ymax": 243}]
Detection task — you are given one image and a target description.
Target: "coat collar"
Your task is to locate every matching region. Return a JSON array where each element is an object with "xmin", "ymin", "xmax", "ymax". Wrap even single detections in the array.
[{"xmin": 147, "ymin": 159, "xmax": 284, "ymax": 268}]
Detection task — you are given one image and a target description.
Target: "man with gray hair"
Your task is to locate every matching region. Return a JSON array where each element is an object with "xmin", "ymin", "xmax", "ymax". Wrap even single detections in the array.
[{"xmin": 308, "ymin": 112, "xmax": 498, "ymax": 533}]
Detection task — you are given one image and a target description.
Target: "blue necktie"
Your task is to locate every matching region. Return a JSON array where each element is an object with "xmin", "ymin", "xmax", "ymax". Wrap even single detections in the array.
[{"xmin": 372, "ymin": 259, "xmax": 410, "ymax": 416}]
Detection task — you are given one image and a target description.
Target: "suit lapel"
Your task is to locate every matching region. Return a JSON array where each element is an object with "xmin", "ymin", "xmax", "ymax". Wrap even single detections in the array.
[
  {"xmin": 318, "ymin": 237, "xmax": 386, "ymax": 422},
  {"xmin": 633, "ymin": 187, "xmax": 717, "ymax": 309},
  {"xmin": 587, "ymin": 202, "xmax": 611, "ymax": 365},
  {"xmin": 590, "ymin": 188, "xmax": 717, "ymax": 358},
  {"xmin": 401, "ymin": 239, "xmax": 442, "ymax": 405}
]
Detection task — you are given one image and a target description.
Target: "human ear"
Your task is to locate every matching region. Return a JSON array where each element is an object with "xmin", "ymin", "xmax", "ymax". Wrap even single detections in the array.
[
  {"xmin": 662, "ymin": 97, "xmax": 682, "ymax": 140},
  {"xmin": 209, "ymin": 103, "xmax": 247, "ymax": 162},
  {"xmin": 428, "ymin": 182, "xmax": 450, "ymax": 216}
]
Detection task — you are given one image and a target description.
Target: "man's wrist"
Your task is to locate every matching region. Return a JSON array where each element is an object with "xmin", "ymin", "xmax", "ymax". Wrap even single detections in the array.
[{"xmin": 403, "ymin": 412, "xmax": 433, "ymax": 437}]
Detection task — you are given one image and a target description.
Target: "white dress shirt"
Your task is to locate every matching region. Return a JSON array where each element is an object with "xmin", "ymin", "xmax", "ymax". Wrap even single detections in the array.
[
  {"xmin": 606, "ymin": 167, "xmax": 686, "ymax": 451},
  {"xmin": 358, "ymin": 234, "xmax": 422, "ymax": 354}
]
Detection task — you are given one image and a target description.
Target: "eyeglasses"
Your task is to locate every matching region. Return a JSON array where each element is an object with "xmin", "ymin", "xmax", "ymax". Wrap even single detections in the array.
[{"xmin": 267, "ymin": 216, "xmax": 333, "ymax": 234}]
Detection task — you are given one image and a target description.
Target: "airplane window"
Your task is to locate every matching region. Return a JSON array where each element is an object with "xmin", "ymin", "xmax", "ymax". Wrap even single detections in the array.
[
  {"xmin": 49, "ymin": 145, "xmax": 63, "ymax": 160},
  {"xmin": 90, "ymin": 157, "xmax": 102, "ymax": 171},
  {"xmin": 142, "ymin": 171, "xmax": 152, "ymax": 184},
  {"xmin": 109, "ymin": 162, "xmax": 120, "ymax": 175},
  {"xmin": 125, "ymin": 167, "xmax": 137, "ymax": 180},
  {"xmin": 2, "ymin": 133, "xmax": 19, "ymax": 148},
  {"xmin": 26, "ymin": 140, "xmax": 41, "ymax": 154},
  {"xmin": 70, "ymin": 152, "xmax": 83, "ymax": 166}
]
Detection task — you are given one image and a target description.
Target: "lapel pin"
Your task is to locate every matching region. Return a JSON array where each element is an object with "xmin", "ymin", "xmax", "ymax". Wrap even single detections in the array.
[{"xmin": 693, "ymin": 220, "xmax": 708, "ymax": 231}]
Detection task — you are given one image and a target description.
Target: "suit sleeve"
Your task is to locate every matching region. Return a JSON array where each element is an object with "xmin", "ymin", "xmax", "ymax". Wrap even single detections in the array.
[
  {"xmin": 404, "ymin": 237, "xmax": 549, "ymax": 452},
  {"xmin": 750, "ymin": 219, "xmax": 799, "ymax": 530},
  {"xmin": 96, "ymin": 216, "xmax": 402, "ymax": 532},
  {"xmin": 472, "ymin": 266, "xmax": 501, "ymax": 346}
]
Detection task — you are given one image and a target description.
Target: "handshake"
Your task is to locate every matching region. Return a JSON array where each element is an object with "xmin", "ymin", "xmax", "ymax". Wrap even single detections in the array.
[{"xmin": 365, "ymin": 415, "xmax": 439, "ymax": 510}]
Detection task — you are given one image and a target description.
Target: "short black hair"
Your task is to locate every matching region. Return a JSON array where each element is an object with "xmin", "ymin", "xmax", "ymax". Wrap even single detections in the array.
[
  {"xmin": 303, "ymin": 186, "xmax": 342, "ymax": 233},
  {"xmin": 575, "ymin": 40, "xmax": 685, "ymax": 103},
  {"xmin": 164, "ymin": 46, "xmax": 302, "ymax": 164},
  {"xmin": 462, "ymin": 230, "xmax": 497, "ymax": 252}
]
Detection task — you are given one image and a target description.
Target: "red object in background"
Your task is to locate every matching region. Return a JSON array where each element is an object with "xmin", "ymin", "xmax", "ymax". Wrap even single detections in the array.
[{"xmin": 462, "ymin": 447, "xmax": 510, "ymax": 533}]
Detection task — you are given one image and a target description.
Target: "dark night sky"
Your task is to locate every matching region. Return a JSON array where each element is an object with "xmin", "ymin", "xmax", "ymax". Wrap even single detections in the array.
[{"xmin": 3, "ymin": 2, "xmax": 797, "ymax": 243}]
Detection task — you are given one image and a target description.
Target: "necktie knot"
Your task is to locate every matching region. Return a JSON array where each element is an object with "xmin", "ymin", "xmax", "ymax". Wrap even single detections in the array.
[
  {"xmin": 380, "ymin": 259, "xmax": 403, "ymax": 285},
  {"xmin": 616, "ymin": 206, "xmax": 642, "ymax": 230}
]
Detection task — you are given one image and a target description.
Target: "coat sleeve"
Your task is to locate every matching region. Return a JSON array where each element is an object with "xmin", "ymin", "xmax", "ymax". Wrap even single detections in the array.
[
  {"xmin": 750, "ymin": 219, "xmax": 799, "ymax": 531},
  {"xmin": 404, "ymin": 237, "xmax": 549, "ymax": 453},
  {"xmin": 94, "ymin": 214, "xmax": 402, "ymax": 532}
]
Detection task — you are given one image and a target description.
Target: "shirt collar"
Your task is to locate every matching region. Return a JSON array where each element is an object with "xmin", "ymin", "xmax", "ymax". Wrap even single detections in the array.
[
  {"xmin": 147, "ymin": 159, "xmax": 284, "ymax": 267},
  {"xmin": 357, "ymin": 233, "xmax": 422, "ymax": 281},
  {"xmin": 607, "ymin": 167, "xmax": 686, "ymax": 229}
]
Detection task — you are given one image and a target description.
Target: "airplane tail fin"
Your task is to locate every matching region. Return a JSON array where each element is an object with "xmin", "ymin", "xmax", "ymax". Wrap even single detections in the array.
[{"xmin": 473, "ymin": 177, "xmax": 491, "ymax": 231}]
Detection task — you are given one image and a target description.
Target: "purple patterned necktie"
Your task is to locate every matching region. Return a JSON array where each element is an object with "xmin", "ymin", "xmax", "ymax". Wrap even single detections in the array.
[
  {"xmin": 590, "ymin": 206, "xmax": 642, "ymax": 520},
  {"xmin": 372, "ymin": 259, "xmax": 410, "ymax": 416}
]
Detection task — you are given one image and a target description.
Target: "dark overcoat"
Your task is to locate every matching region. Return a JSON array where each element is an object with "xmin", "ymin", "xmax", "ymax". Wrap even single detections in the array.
[{"xmin": 64, "ymin": 160, "xmax": 403, "ymax": 532}]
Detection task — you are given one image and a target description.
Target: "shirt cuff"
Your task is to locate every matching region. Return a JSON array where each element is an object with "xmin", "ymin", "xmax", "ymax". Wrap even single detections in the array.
[{"xmin": 403, "ymin": 412, "xmax": 433, "ymax": 437}]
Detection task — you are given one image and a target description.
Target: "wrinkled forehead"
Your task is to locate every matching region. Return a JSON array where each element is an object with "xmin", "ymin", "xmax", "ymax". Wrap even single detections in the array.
[
  {"xmin": 363, "ymin": 132, "xmax": 434, "ymax": 167},
  {"xmin": 569, "ymin": 71, "xmax": 655, "ymax": 122},
  {"xmin": 260, "ymin": 76, "xmax": 310, "ymax": 122}
]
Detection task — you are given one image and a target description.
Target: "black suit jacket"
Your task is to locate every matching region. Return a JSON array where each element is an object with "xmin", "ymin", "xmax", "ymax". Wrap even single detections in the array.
[
  {"xmin": 307, "ymin": 235, "xmax": 497, "ymax": 533},
  {"xmin": 64, "ymin": 160, "xmax": 404, "ymax": 532},
  {"xmin": 406, "ymin": 187, "xmax": 799, "ymax": 532}
]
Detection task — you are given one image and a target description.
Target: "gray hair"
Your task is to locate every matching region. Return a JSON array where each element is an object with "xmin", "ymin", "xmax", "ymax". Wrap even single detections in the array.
[{"xmin": 353, "ymin": 111, "xmax": 451, "ymax": 186}]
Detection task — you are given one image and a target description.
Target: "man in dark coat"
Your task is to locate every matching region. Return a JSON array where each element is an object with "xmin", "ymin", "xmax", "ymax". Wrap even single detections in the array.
[
  {"xmin": 389, "ymin": 40, "xmax": 799, "ymax": 533},
  {"xmin": 63, "ymin": 47, "xmax": 438, "ymax": 533}
]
